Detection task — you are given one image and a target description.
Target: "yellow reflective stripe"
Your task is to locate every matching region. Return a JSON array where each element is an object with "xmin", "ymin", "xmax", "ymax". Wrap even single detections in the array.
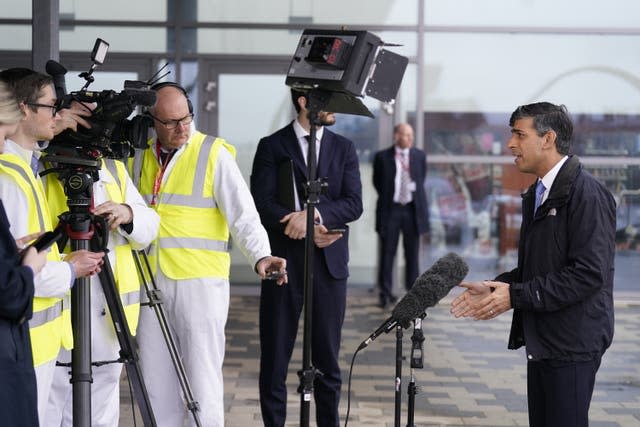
[
  {"xmin": 0, "ymin": 158, "xmax": 45, "ymax": 230},
  {"xmin": 158, "ymin": 236, "xmax": 228, "ymax": 252},
  {"xmin": 30, "ymin": 301, "xmax": 63, "ymax": 328}
]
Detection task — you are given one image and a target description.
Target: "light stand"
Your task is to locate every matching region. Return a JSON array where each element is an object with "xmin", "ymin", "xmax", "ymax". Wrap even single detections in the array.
[
  {"xmin": 285, "ymin": 30, "xmax": 409, "ymax": 427},
  {"xmin": 297, "ymin": 89, "xmax": 326, "ymax": 427}
]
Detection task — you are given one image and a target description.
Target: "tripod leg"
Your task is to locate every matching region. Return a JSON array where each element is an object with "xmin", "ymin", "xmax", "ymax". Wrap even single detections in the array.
[
  {"xmin": 92, "ymin": 241, "xmax": 157, "ymax": 427},
  {"xmin": 133, "ymin": 250, "xmax": 203, "ymax": 427}
]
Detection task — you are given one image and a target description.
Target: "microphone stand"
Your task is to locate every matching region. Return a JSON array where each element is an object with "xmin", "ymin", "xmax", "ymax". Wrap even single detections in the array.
[
  {"xmin": 394, "ymin": 325, "xmax": 403, "ymax": 427},
  {"xmin": 406, "ymin": 313, "xmax": 426, "ymax": 427}
]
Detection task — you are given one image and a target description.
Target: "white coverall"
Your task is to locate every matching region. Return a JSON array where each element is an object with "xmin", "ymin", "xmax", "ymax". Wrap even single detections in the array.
[
  {"xmin": 42, "ymin": 162, "xmax": 159, "ymax": 427},
  {"xmin": 136, "ymin": 135, "xmax": 271, "ymax": 427},
  {"xmin": 0, "ymin": 140, "xmax": 74, "ymax": 424}
]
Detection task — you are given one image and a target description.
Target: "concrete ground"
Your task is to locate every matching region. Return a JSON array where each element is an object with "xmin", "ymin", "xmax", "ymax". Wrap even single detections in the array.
[{"xmin": 117, "ymin": 285, "xmax": 640, "ymax": 427}]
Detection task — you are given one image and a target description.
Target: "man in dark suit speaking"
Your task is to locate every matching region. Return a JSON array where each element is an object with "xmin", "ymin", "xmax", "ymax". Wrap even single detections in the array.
[
  {"xmin": 373, "ymin": 123, "xmax": 429, "ymax": 308},
  {"xmin": 250, "ymin": 89, "xmax": 363, "ymax": 427}
]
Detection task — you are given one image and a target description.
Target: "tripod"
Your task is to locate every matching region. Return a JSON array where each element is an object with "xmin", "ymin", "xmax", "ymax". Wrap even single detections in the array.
[
  {"xmin": 131, "ymin": 249, "xmax": 203, "ymax": 427},
  {"xmin": 44, "ymin": 160, "xmax": 156, "ymax": 427}
]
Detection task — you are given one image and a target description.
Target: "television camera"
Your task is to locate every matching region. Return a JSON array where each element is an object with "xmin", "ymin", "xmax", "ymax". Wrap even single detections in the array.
[{"xmin": 45, "ymin": 38, "xmax": 156, "ymax": 164}]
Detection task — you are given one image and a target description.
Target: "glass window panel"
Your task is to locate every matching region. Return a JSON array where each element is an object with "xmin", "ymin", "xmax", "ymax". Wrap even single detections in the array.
[
  {"xmin": 330, "ymin": 97, "xmax": 382, "ymax": 277},
  {"xmin": 60, "ymin": 0, "xmax": 167, "ymax": 21},
  {"xmin": 218, "ymin": 73, "xmax": 292, "ymax": 282},
  {"xmin": 197, "ymin": 0, "xmax": 418, "ymax": 25},
  {"xmin": 0, "ymin": 1, "xmax": 30, "ymax": 18},
  {"xmin": 423, "ymin": 33, "xmax": 640, "ymax": 114},
  {"xmin": 60, "ymin": 26, "xmax": 167, "ymax": 53},
  {"xmin": 420, "ymin": 31, "xmax": 640, "ymax": 273},
  {"xmin": 426, "ymin": 0, "xmax": 640, "ymax": 28},
  {"xmin": 0, "ymin": 25, "xmax": 31, "ymax": 50},
  {"xmin": 198, "ymin": 28, "xmax": 304, "ymax": 55},
  {"xmin": 197, "ymin": 28, "xmax": 416, "ymax": 58}
]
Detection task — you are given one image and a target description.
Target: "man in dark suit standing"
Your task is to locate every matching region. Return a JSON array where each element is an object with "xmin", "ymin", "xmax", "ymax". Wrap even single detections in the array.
[
  {"xmin": 373, "ymin": 123, "xmax": 429, "ymax": 308},
  {"xmin": 250, "ymin": 89, "xmax": 363, "ymax": 427}
]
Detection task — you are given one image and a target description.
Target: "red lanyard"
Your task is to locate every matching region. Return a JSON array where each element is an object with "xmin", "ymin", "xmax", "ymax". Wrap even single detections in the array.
[{"xmin": 151, "ymin": 143, "xmax": 176, "ymax": 206}]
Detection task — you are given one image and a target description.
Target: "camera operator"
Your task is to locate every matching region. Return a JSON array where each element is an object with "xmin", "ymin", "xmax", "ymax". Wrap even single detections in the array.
[
  {"xmin": 0, "ymin": 68, "xmax": 106, "ymax": 425},
  {"xmin": 0, "ymin": 80, "xmax": 48, "ymax": 426},
  {"xmin": 129, "ymin": 82, "xmax": 286, "ymax": 427},
  {"xmin": 40, "ymin": 106, "xmax": 160, "ymax": 425}
]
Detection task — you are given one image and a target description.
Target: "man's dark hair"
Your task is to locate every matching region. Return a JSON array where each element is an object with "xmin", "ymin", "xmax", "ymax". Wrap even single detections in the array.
[
  {"xmin": 0, "ymin": 68, "xmax": 53, "ymax": 114},
  {"xmin": 290, "ymin": 89, "xmax": 307, "ymax": 114},
  {"xmin": 509, "ymin": 102, "xmax": 573, "ymax": 155}
]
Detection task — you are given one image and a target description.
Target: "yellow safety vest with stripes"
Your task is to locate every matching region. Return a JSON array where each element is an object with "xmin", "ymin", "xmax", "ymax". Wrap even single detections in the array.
[
  {"xmin": 43, "ymin": 158, "xmax": 143, "ymax": 334},
  {"xmin": 130, "ymin": 131, "xmax": 234, "ymax": 280},
  {"xmin": 0, "ymin": 153, "xmax": 71, "ymax": 367}
]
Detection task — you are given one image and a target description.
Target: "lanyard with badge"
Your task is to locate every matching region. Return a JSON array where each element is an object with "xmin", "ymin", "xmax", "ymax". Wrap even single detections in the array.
[{"xmin": 151, "ymin": 142, "xmax": 176, "ymax": 206}]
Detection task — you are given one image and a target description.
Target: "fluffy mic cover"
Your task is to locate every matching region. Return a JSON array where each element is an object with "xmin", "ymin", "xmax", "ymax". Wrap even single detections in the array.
[{"xmin": 391, "ymin": 252, "xmax": 468, "ymax": 328}]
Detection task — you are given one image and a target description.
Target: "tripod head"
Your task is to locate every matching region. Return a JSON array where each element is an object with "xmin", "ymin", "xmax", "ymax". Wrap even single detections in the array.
[{"xmin": 40, "ymin": 154, "xmax": 109, "ymax": 248}]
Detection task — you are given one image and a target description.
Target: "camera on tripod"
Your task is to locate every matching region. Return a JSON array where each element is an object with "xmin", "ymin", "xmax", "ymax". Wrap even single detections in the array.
[{"xmin": 45, "ymin": 38, "xmax": 156, "ymax": 162}]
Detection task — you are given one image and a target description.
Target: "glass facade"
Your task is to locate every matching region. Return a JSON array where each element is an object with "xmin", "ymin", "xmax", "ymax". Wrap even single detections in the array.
[{"xmin": 1, "ymin": 0, "xmax": 638, "ymax": 289}]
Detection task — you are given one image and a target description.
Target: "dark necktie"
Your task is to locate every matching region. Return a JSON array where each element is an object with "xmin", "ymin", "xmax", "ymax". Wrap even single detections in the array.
[{"xmin": 534, "ymin": 180, "xmax": 546, "ymax": 214}]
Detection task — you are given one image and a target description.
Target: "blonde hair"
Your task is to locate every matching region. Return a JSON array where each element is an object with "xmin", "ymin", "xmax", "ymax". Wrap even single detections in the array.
[{"xmin": 0, "ymin": 81, "xmax": 23, "ymax": 125}]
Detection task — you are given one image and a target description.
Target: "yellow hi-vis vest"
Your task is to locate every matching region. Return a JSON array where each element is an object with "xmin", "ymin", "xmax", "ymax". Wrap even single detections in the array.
[
  {"xmin": 0, "ymin": 153, "xmax": 71, "ymax": 366},
  {"xmin": 130, "ymin": 131, "xmax": 234, "ymax": 280},
  {"xmin": 44, "ymin": 158, "xmax": 143, "ymax": 334}
]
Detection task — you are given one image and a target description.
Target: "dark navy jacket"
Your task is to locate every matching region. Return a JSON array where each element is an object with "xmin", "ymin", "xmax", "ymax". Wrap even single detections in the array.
[
  {"xmin": 372, "ymin": 146, "xmax": 429, "ymax": 235},
  {"xmin": 496, "ymin": 155, "xmax": 616, "ymax": 361},
  {"xmin": 0, "ymin": 200, "xmax": 39, "ymax": 425},
  {"xmin": 250, "ymin": 122, "xmax": 363, "ymax": 280}
]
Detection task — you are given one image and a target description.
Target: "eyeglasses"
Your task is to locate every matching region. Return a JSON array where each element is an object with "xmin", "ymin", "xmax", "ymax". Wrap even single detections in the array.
[
  {"xmin": 26, "ymin": 102, "xmax": 58, "ymax": 117},
  {"xmin": 148, "ymin": 112, "xmax": 194, "ymax": 129}
]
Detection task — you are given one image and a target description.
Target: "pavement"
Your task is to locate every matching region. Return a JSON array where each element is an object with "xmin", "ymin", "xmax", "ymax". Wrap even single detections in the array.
[{"xmin": 118, "ymin": 285, "xmax": 640, "ymax": 427}]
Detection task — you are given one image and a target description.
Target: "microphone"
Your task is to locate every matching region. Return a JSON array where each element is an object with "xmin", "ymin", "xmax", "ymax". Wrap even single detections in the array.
[
  {"xmin": 357, "ymin": 252, "xmax": 468, "ymax": 351},
  {"xmin": 45, "ymin": 60, "xmax": 68, "ymax": 104}
]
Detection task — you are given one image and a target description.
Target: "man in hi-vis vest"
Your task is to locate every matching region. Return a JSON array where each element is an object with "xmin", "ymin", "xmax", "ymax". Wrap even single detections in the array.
[
  {"xmin": 130, "ymin": 82, "xmax": 287, "ymax": 427},
  {"xmin": 0, "ymin": 68, "xmax": 105, "ymax": 425}
]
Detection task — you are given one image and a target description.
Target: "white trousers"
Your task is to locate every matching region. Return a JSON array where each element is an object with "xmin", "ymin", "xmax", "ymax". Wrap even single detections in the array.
[
  {"xmin": 35, "ymin": 357, "xmax": 57, "ymax": 425},
  {"xmin": 43, "ymin": 278, "xmax": 124, "ymax": 427},
  {"xmin": 137, "ymin": 271, "xmax": 230, "ymax": 427}
]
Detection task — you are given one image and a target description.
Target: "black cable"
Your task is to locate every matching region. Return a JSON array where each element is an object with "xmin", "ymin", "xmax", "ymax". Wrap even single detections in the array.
[{"xmin": 343, "ymin": 346, "xmax": 362, "ymax": 427}]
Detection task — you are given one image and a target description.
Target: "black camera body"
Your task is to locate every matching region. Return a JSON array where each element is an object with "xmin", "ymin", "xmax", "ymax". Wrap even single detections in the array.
[
  {"xmin": 50, "ymin": 84, "xmax": 155, "ymax": 160},
  {"xmin": 45, "ymin": 38, "xmax": 155, "ymax": 163}
]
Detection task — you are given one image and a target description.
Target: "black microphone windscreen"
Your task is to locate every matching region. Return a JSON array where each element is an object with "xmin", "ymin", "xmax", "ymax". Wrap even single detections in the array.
[
  {"xmin": 45, "ymin": 60, "xmax": 67, "ymax": 76},
  {"xmin": 391, "ymin": 292, "xmax": 424, "ymax": 329},
  {"xmin": 417, "ymin": 252, "xmax": 468, "ymax": 308},
  {"xmin": 391, "ymin": 253, "xmax": 468, "ymax": 321}
]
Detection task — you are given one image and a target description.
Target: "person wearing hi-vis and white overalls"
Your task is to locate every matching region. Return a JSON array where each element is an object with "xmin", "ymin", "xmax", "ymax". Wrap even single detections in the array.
[
  {"xmin": 0, "ymin": 67, "xmax": 105, "ymax": 425},
  {"xmin": 42, "ymin": 156, "xmax": 159, "ymax": 427},
  {"xmin": 129, "ymin": 82, "xmax": 287, "ymax": 427}
]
